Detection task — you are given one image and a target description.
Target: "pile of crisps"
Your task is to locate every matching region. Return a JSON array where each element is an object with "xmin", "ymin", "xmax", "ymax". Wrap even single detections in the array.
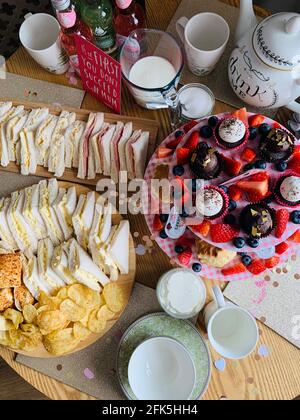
[{"xmin": 0, "ymin": 282, "xmax": 129, "ymax": 356}]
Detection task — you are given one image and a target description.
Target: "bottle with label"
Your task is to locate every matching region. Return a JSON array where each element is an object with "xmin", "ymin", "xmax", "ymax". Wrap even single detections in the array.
[
  {"xmin": 113, "ymin": 0, "xmax": 147, "ymax": 47},
  {"xmin": 52, "ymin": 0, "xmax": 93, "ymax": 73},
  {"xmin": 81, "ymin": 0, "xmax": 117, "ymax": 55}
]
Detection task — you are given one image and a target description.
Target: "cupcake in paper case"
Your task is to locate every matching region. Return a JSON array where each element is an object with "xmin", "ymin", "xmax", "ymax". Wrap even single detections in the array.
[
  {"xmin": 196, "ymin": 186, "xmax": 229, "ymax": 221},
  {"xmin": 259, "ymin": 128, "xmax": 295, "ymax": 163},
  {"xmin": 213, "ymin": 117, "xmax": 250, "ymax": 151},
  {"xmin": 274, "ymin": 173, "xmax": 300, "ymax": 207},
  {"xmin": 189, "ymin": 142, "xmax": 222, "ymax": 180},
  {"xmin": 239, "ymin": 202, "xmax": 276, "ymax": 239}
]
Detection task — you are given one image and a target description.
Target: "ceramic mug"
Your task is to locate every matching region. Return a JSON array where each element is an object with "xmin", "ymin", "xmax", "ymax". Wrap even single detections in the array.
[
  {"xmin": 176, "ymin": 12, "xmax": 230, "ymax": 76},
  {"xmin": 19, "ymin": 13, "xmax": 69, "ymax": 75},
  {"xmin": 203, "ymin": 286, "xmax": 259, "ymax": 360}
]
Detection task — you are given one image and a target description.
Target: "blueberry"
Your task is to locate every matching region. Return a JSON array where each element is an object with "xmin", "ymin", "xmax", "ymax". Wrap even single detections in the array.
[
  {"xmin": 224, "ymin": 214, "xmax": 236, "ymax": 225},
  {"xmin": 192, "ymin": 263, "xmax": 202, "ymax": 273},
  {"xmin": 244, "ymin": 163, "xmax": 254, "ymax": 172},
  {"xmin": 259, "ymin": 123, "xmax": 271, "ymax": 135},
  {"xmin": 175, "ymin": 245, "xmax": 184, "ymax": 254},
  {"xmin": 208, "ymin": 116, "xmax": 218, "ymax": 127},
  {"xmin": 276, "ymin": 161, "xmax": 288, "ymax": 172},
  {"xmin": 255, "ymin": 160, "xmax": 267, "ymax": 169},
  {"xmin": 159, "ymin": 214, "xmax": 169, "ymax": 223},
  {"xmin": 263, "ymin": 194, "xmax": 274, "ymax": 204},
  {"xmin": 159, "ymin": 229, "xmax": 168, "ymax": 239},
  {"xmin": 192, "ymin": 178, "xmax": 198, "ymax": 193},
  {"xmin": 247, "ymin": 237, "xmax": 260, "ymax": 248},
  {"xmin": 242, "ymin": 255, "xmax": 252, "ymax": 266},
  {"xmin": 234, "ymin": 237, "xmax": 246, "ymax": 249},
  {"xmin": 200, "ymin": 125, "xmax": 213, "ymax": 139},
  {"xmin": 173, "ymin": 165, "xmax": 185, "ymax": 176},
  {"xmin": 219, "ymin": 185, "xmax": 229, "ymax": 194},
  {"xmin": 249, "ymin": 127, "xmax": 258, "ymax": 140},
  {"xmin": 229, "ymin": 199, "xmax": 237, "ymax": 212},
  {"xmin": 291, "ymin": 210, "xmax": 300, "ymax": 224},
  {"xmin": 175, "ymin": 130, "xmax": 184, "ymax": 138}
]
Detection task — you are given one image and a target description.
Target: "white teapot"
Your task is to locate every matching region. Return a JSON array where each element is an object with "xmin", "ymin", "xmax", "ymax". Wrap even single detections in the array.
[{"xmin": 228, "ymin": 0, "xmax": 300, "ymax": 112}]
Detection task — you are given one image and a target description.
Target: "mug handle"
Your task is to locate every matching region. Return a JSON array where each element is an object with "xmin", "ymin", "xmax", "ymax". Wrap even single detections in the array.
[
  {"xmin": 286, "ymin": 101, "xmax": 300, "ymax": 114},
  {"xmin": 212, "ymin": 286, "xmax": 226, "ymax": 309},
  {"xmin": 24, "ymin": 12, "xmax": 33, "ymax": 20},
  {"xmin": 176, "ymin": 17, "xmax": 189, "ymax": 42}
]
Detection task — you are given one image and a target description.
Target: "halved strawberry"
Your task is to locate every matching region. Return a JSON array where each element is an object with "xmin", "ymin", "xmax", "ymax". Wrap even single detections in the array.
[
  {"xmin": 153, "ymin": 215, "xmax": 164, "ymax": 232},
  {"xmin": 167, "ymin": 136, "xmax": 184, "ymax": 149},
  {"xmin": 241, "ymin": 147, "xmax": 257, "ymax": 163},
  {"xmin": 247, "ymin": 260, "xmax": 266, "ymax": 275},
  {"xmin": 185, "ymin": 131, "xmax": 200, "ymax": 150},
  {"xmin": 210, "ymin": 224, "xmax": 239, "ymax": 243},
  {"xmin": 176, "ymin": 237, "xmax": 194, "ymax": 248},
  {"xmin": 228, "ymin": 185, "xmax": 242, "ymax": 201},
  {"xmin": 294, "ymin": 145, "xmax": 300, "ymax": 154},
  {"xmin": 275, "ymin": 242, "xmax": 289, "ymax": 255},
  {"xmin": 157, "ymin": 147, "xmax": 173, "ymax": 159},
  {"xmin": 275, "ymin": 209, "xmax": 290, "ymax": 238},
  {"xmin": 273, "ymin": 121, "xmax": 281, "ymax": 129},
  {"xmin": 288, "ymin": 154, "xmax": 300, "ymax": 175},
  {"xmin": 232, "ymin": 107, "xmax": 248, "ymax": 126},
  {"xmin": 184, "ymin": 120, "xmax": 198, "ymax": 133},
  {"xmin": 222, "ymin": 263, "xmax": 247, "ymax": 276},
  {"xmin": 221, "ymin": 155, "xmax": 242, "ymax": 177},
  {"xmin": 288, "ymin": 229, "xmax": 300, "ymax": 243},
  {"xmin": 173, "ymin": 176, "xmax": 191, "ymax": 205},
  {"xmin": 192, "ymin": 220, "xmax": 211, "ymax": 237},
  {"xmin": 178, "ymin": 248, "xmax": 192, "ymax": 266},
  {"xmin": 248, "ymin": 114, "xmax": 265, "ymax": 127},
  {"xmin": 176, "ymin": 147, "xmax": 190, "ymax": 165},
  {"xmin": 237, "ymin": 171, "xmax": 269, "ymax": 202},
  {"xmin": 264, "ymin": 256, "xmax": 280, "ymax": 269}
]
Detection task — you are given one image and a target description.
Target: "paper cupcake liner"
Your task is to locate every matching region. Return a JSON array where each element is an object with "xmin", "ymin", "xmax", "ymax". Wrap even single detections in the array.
[
  {"xmin": 274, "ymin": 171, "xmax": 300, "ymax": 208},
  {"xmin": 240, "ymin": 202, "xmax": 276, "ymax": 240},
  {"xmin": 190, "ymin": 150, "xmax": 223, "ymax": 181},
  {"xmin": 213, "ymin": 117, "xmax": 250, "ymax": 152},
  {"xmin": 201, "ymin": 185, "xmax": 229, "ymax": 221},
  {"xmin": 259, "ymin": 128, "xmax": 295, "ymax": 163}
]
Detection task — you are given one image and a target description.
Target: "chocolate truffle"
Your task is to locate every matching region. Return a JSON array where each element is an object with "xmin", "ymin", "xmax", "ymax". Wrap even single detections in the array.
[
  {"xmin": 215, "ymin": 118, "xmax": 248, "ymax": 149},
  {"xmin": 239, "ymin": 203, "xmax": 275, "ymax": 239},
  {"xmin": 259, "ymin": 128, "xmax": 294, "ymax": 163},
  {"xmin": 275, "ymin": 175, "xmax": 300, "ymax": 207},
  {"xmin": 189, "ymin": 143, "xmax": 222, "ymax": 180}
]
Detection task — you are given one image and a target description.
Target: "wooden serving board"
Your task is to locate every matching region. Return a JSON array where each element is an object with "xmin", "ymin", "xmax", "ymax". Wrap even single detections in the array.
[
  {"xmin": 7, "ymin": 182, "xmax": 136, "ymax": 358},
  {"xmin": 0, "ymin": 99, "xmax": 159, "ymax": 187}
]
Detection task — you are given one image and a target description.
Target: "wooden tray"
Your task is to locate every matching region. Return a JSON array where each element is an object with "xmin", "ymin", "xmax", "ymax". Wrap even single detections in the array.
[
  {"xmin": 0, "ymin": 99, "xmax": 159, "ymax": 187},
  {"xmin": 6, "ymin": 181, "xmax": 136, "ymax": 358}
]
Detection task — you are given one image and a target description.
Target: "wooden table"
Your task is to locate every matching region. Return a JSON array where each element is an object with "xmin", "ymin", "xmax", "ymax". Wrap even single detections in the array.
[{"xmin": 0, "ymin": 0, "xmax": 299, "ymax": 401}]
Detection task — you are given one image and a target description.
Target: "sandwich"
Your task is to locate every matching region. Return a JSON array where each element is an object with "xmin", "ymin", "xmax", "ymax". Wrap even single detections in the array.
[
  {"xmin": 98, "ymin": 124, "xmax": 116, "ymax": 176},
  {"xmin": 48, "ymin": 111, "xmax": 76, "ymax": 177},
  {"xmin": 106, "ymin": 121, "xmax": 125, "ymax": 178},
  {"xmin": 7, "ymin": 191, "xmax": 38, "ymax": 256},
  {"xmin": 119, "ymin": 128, "xmax": 139, "ymax": 173},
  {"xmin": 106, "ymin": 220, "xmax": 130, "ymax": 275},
  {"xmin": 87, "ymin": 113, "xmax": 104, "ymax": 179},
  {"xmin": 64, "ymin": 120, "xmax": 86, "ymax": 168},
  {"xmin": 35, "ymin": 114, "xmax": 58, "ymax": 166},
  {"xmin": 0, "ymin": 197, "xmax": 18, "ymax": 250},
  {"xmin": 37, "ymin": 238, "xmax": 66, "ymax": 295},
  {"xmin": 68, "ymin": 238, "xmax": 109, "ymax": 291},
  {"xmin": 22, "ymin": 255, "xmax": 52, "ymax": 298},
  {"xmin": 0, "ymin": 288, "xmax": 14, "ymax": 312},
  {"xmin": 0, "ymin": 102, "xmax": 12, "ymax": 118},
  {"xmin": 53, "ymin": 186, "xmax": 77, "ymax": 240},
  {"xmin": 0, "ymin": 106, "xmax": 25, "ymax": 167},
  {"xmin": 111, "ymin": 122, "xmax": 132, "ymax": 182},
  {"xmin": 72, "ymin": 191, "xmax": 95, "ymax": 250},
  {"xmin": 90, "ymin": 123, "xmax": 109, "ymax": 175},
  {"xmin": 0, "ymin": 105, "xmax": 23, "ymax": 124},
  {"xmin": 0, "ymin": 253, "xmax": 22, "ymax": 288},
  {"xmin": 6, "ymin": 110, "xmax": 29, "ymax": 162},
  {"xmin": 39, "ymin": 179, "xmax": 64, "ymax": 246},
  {"xmin": 14, "ymin": 286, "xmax": 34, "ymax": 311},
  {"xmin": 23, "ymin": 184, "xmax": 47, "ymax": 241},
  {"xmin": 125, "ymin": 131, "xmax": 150, "ymax": 179},
  {"xmin": 51, "ymin": 243, "xmax": 77, "ymax": 285}
]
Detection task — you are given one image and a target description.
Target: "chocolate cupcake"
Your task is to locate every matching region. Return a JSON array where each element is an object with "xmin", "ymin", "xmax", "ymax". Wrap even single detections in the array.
[
  {"xmin": 239, "ymin": 203, "xmax": 275, "ymax": 239},
  {"xmin": 259, "ymin": 128, "xmax": 295, "ymax": 163},
  {"xmin": 214, "ymin": 117, "xmax": 249, "ymax": 150},
  {"xmin": 196, "ymin": 186, "xmax": 229, "ymax": 221},
  {"xmin": 275, "ymin": 174, "xmax": 300, "ymax": 207},
  {"xmin": 189, "ymin": 142, "xmax": 222, "ymax": 180}
]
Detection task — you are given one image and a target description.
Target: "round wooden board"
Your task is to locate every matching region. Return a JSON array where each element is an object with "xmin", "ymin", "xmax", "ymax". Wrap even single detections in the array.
[{"xmin": 5, "ymin": 181, "xmax": 136, "ymax": 358}]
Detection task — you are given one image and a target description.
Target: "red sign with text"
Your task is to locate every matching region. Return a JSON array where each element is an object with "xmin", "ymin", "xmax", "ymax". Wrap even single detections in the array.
[{"xmin": 75, "ymin": 35, "xmax": 121, "ymax": 114}]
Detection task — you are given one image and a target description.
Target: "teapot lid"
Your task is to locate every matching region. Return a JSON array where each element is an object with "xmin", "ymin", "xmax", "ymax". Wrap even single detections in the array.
[{"xmin": 253, "ymin": 12, "xmax": 300, "ymax": 71}]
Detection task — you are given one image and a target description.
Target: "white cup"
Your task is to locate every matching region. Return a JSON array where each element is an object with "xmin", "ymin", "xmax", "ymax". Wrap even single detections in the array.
[
  {"xmin": 19, "ymin": 13, "xmax": 69, "ymax": 75},
  {"xmin": 203, "ymin": 286, "xmax": 259, "ymax": 360},
  {"xmin": 176, "ymin": 13, "xmax": 230, "ymax": 77}
]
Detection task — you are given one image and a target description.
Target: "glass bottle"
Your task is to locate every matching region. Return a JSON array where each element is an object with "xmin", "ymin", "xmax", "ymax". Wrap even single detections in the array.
[
  {"xmin": 81, "ymin": 0, "xmax": 117, "ymax": 55},
  {"xmin": 113, "ymin": 0, "xmax": 147, "ymax": 47}
]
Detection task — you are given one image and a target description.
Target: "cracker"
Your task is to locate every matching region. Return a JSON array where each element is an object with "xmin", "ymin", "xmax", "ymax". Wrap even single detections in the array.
[
  {"xmin": 0, "ymin": 254, "xmax": 22, "ymax": 288},
  {"xmin": 0, "ymin": 288, "xmax": 13, "ymax": 312}
]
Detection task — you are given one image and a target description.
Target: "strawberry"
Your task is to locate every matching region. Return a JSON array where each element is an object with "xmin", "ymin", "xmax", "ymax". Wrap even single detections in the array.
[
  {"xmin": 248, "ymin": 114, "xmax": 265, "ymax": 127},
  {"xmin": 275, "ymin": 209, "xmax": 290, "ymax": 238},
  {"xmin": 241, "ymin": 147, "xmax": 257, "ymax": 163},
  {"xmin": 232, "ymin": 108, "xmax": 248, "ymax": 126},
  {"xmin": 176, "ymin": 147, "xmax": 190, "ymax": 165},
  {"xmin": 275, "ymin": 242, "xmax": 289, "ymax": 255},
  {"xmin": 288, "ymin": 153, "xmax": 300, "ymax": 175},
  {"xmin": 153, "ymin": 215, "xmax": 164, "ymax": 232},
  {"xmin": 264, "ymin": 256, "xmax": 280, "ymax": 269},
  {"xmin": 247, "ymin": 260, "xmax": 266, "ymax": 275},
  {"xmin": 176, "ymin": 237, "xmax": 194, "ymax": 248},
  {"xmin": 173, "ymin": 176, "xmax": 191, "ymax": 205},
  {"xmin": 185, "ymin": 131, "xmax": 200, "ymax": 150},
  {"xmin": 221, "ymin": 263, "xmax": 247, "ymax": 276},
  {"xmin": 157, "ymin": 147, "xmax": 173, "ymax": 159},
  {"xmin": 288, "ymin": 229, "xmax": 300, "ymax": 243},
  {"xmin": 184, "ymin": 120, "xmax": 198, "ymax": 133},
  {"xmin": 294, "ymin": 145, "xmax": 300, "ymax": 154},
  {"xmin": 221, "ymin": 155, "xmax": 242, "ymax": 177},
  {"xmin": 192, "ymin": 220, "xmax": 211, "ymax": 237},
  {"xmin": 273, "ymin": 121, "xmax": 281, "ymax": 129},
  {"xmin": 210, "ymin": 224, "xmax": 239, "ymax": 243},
  {"xmin": 178, "ymin": 248, "xmax": 192, "ymax": 266},
  {"xmin": 237, "ymin": 171, "xmax": 269, "ymax": 202},
  {"xmin": 167, "ymin": 136, "xmax": 184, "ymax": 149},
  {"xmin": 228, "ymin": 185, "xmax": 242, "ymax": 201}
]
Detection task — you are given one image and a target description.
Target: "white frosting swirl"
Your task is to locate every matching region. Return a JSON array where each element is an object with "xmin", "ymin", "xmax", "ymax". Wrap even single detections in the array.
[
  {"xmin": 280, "ymin": 176, "xmax": 300, "ymax": 203},
  {"xmin": 219, "ymin": 118, "xmax": 246, "ymax": 144}
]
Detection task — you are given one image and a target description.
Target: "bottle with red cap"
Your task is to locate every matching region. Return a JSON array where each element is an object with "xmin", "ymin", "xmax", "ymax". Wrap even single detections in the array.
[{"xmin": 113, "ymin": 0, "xmax": 147, "ymax": 47}]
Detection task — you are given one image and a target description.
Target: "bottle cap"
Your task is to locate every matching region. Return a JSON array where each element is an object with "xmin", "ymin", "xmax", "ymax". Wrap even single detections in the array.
[
  {"xmin": 116, "ymin": 0, "xmax": 133, "ymax": 9},
  {"xmin": 51, "ymin": 0, "xmax": 70, "ymax": 11}
]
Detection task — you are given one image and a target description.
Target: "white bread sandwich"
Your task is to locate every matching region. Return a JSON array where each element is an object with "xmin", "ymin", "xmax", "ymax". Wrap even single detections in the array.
[
  {"xmin": 6, "ymin": 110, "xmax": 29, "ymax": 162},
  {"xmin": 37, "ymin": 238, "xmax": 66, "ymax": 294},
  {"xmin": 51, "ymin": 243, "xmax": 77, "ymax": 286},
  {"xmin": 35, "ymin": 114, "xmax": 58, "ymax": 166},
  {"xmin": 87, "ymin": 113, "xmax": 104, "ymax": 179},
  {"xmin": 22, "ymin": 255, "xmax": 52, "ymax": 298},
  {"xmin": 125, "ymin": 131, "xmax": 150, "ymax": 179},
  {"xmin": 0, "ymin": 106, "xmax": 25, "ymax": 167},
  {"xmin": 68, "ymin": 238, "xmax": 109, "ymax": 291},
  {"xmin": 99, "ymin": 124, "xmax": 116, "ymax": 176},
  {"xmin": 108, "ymin": 122, "xmax": 125, "ymax": 180},
  {"xmin": 0, "ymin": 197, "xmax": 17, "ymax": 250},
  {"xmin": 53, "ymin": 186, "xmax": 77, "ymax": 240},
  {"xmin": 90, "ymin": 123, "xmax": 109, "ymax": 174},
  {"xmin": 0, "ymin": 102, "xmax": 12, "ymax": 118},
  {"xmin": 111, "ymin": 122, "xmax": 132, "ymax": 182},
  {"xmin": 23, "ymin": 184, "xmax": 47, "ymax": 241},
  {"xmin": 64, "ymin": 120, "xmax": 86, "ymax": 168},
  {"xmin": 72, "ymin": 191, "xmax": 95, "ymax": 250},
  {"xmin": 106, "ymin": 220, "xmax": 129, "ymax": 275}
]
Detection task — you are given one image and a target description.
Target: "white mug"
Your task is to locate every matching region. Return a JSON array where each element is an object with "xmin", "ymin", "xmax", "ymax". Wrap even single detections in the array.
[
  {"xmin": 176, "ymin": 13, "xmax": 230, "ymax": 77},
  {"xmin": 203, "ymin": 286, "xmax": 259, "ymax": 360},
  {"xmin": 19, "ymin": 13, "xmax": 69, "ymax": 75}
]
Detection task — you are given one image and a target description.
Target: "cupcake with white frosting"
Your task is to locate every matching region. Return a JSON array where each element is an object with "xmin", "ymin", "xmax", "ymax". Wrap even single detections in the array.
[
  {"xmin": 214, "ymin": 117, "xmax": 249, "ymax": 150},
  {"xmin": 196, "ymin": 186, "xmax": 229, "ymax": 221},
  {"xmin": 275, "ymin": 173, "xmax": 300, "ymax": 207}
]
